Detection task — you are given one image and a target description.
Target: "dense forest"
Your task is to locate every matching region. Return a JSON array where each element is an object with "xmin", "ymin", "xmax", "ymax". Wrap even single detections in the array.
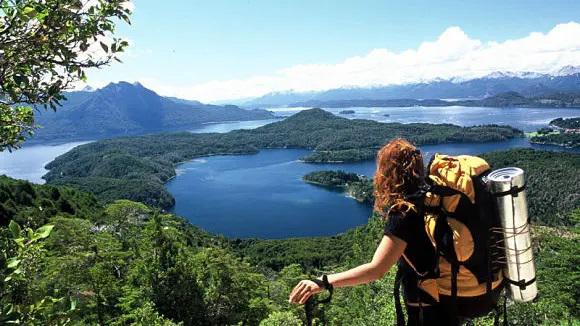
[
  {"xmin": 43, "ymin": 109, "xmax": 523, "ymax": 209},
  {"xmin": 303, "ymin": 171, "xmax": 362, "ymax": 188},
  {"xmin": 1, "ymin": 154, "xmax": 578, "ymax": 324},
  {"xmin": 530, "ymin": 132, "xmax": 580, "ymax": 148},
  {"xmin": 550, "ymin": 117, "xmax": 580, "ymax": 129}
]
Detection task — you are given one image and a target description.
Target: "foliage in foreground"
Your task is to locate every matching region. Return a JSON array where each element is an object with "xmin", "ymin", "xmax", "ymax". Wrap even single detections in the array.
[
  {"xmin": 0, "ymin": 149, "xmax": 578, "ymax": 324},
  {"xmin": 0, "ymin": 0, "xmax": 131, "ymax": 151}
]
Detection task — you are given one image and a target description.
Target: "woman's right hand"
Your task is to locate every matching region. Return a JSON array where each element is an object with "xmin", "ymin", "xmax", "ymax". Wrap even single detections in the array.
[{"xmin": 288, "ymin": 280, "xmax": 322, "ymax": 305}]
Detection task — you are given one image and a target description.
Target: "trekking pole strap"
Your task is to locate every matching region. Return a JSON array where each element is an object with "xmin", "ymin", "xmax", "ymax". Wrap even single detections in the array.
[
  {"xmin": 304, "ymin": 297, "xmax": 315, "ymax": 326},
  {"xmin": 304, "ymin": 275, "xmax": 334, "ymax": 326},
  {"xmin": 311, "ymin": 275, "xmax": 334, "ymax": 303}
]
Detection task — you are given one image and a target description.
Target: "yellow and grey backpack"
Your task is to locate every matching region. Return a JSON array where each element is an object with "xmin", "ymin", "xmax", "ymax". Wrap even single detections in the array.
[{"xmin": 395, "ymin": 154, "xmax": 506, "ymax": 324}]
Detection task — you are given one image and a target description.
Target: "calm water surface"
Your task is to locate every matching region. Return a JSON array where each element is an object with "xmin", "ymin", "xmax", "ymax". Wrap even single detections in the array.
[
  {"xmin": 269, "ymin": 106, "xmax": 580, "ymax": 132},
  {"xmin": 167, "ymin": 138, "xmax": 578, "ymax": 239},
  {"xmin": 0, "ymin": 119, "xmax": 277, "ymax": 183},
  {"xmin": 0, "ymin": 141, "xmax": 90, "ymax": 184},
  {"xmin": 189, "ymin": 118, "xmax": 282, "ymax": 133},
  {"xmin": 2, "ymin": 108, "xmax": 578, "ymax": 238}
]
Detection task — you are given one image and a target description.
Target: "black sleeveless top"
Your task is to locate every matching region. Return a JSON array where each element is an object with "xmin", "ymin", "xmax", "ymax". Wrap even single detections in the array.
[{"xmin": 384, "ymin": 210, "xmax": 438, "ymax": 304}]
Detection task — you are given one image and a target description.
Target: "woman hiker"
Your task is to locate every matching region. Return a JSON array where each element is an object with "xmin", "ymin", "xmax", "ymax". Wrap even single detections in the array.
[{"xmin": 288, "ymin": 138, "xmax": 499, "ymax": 325}]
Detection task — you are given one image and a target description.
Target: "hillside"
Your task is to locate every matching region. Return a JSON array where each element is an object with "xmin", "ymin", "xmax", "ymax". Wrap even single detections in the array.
[
  {"xmin": 1, "ymin": 170, "xmax": 578, "ymax": 325},
  {"xmin": 530, "ymin": 117, "xmax": 580, "ymax": 148},
  {"xmin": 245, "ymin": 71, "xmax": 580, "ymax": 107},
  {"xmin": 0, "ymin": 175, "xmax": 103, "ymax": 227},
  {"xmin": 30, "ymin": 82, "xmax": 274, "ymax": 143},
  {"xmin": 551, "ymin": 117, "xmax": 580, "ymax": 129},
  {"xmin": 42, "ymin": 109, "xmax": 522, "ymax": 208}
]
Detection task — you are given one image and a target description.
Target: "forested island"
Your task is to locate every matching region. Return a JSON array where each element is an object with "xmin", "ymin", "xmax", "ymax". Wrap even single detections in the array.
[
  {"xmin": 550, "ymin": 117, "xmax": 580, "ymax": 129},
  {"xmin": 43, "ymin": 109, "xmax": 523, "ymax": 209},
  {"xmin": 1, "ymin": 149, "xmax": 578, "ymax": 325},
  {"xmin": 530, "ymin": 117, "xmax": 580, "ymax": 148},
  {"xmin": 303, "ymin": 171, "xmax": 373, "ymax": 203}
]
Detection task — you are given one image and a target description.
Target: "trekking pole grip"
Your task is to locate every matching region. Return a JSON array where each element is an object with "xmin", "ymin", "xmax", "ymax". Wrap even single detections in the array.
[{"xmin": 312, "ymin": 275, "xmax": 334, "ymax": 303}]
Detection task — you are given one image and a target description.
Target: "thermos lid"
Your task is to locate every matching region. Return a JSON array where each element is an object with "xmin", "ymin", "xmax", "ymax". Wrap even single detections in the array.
[
  {"xmin": 488, "ymin": 167, "xmax": 525, "ymax": 191},
  {"xmin": 488, "ymin": 167, "xmax": 524, "ymax": 182}
]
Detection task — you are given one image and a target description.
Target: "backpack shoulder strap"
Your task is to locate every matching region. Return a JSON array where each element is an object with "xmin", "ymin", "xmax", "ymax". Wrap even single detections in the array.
[
  {"xmin": 394, "ymin": 267, "xmax": 406, "ymax": 326},
  {"xmin": 432, "ymin": 213, "xmax": 460, "ymax": 324}
]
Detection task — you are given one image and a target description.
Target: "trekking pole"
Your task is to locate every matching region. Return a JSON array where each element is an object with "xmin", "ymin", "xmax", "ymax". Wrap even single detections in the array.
[
  {"xmin": 303, "ymin": 279, "xmax": 334, "ymax": 326},
  {"xmin": 305, "ymin": 296, "xmax": 315, "ymax": 326}
]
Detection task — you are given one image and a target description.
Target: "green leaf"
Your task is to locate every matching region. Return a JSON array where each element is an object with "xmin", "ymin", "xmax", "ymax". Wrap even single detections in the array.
[
  {"xmin": 35, "ymin": 10, "xmax": 49, "ymax": 21},
  {"xmin": 8, "ymin": 220, "xmax": 21, "ymax": 238},
  {"xmin": 6, "ymin": 258, "xmax": 20, "ymax": 269},
  {"xmin": 35, "ymin": 224, "xmax": 55, "ymax": 239},
  {"xmin": 22, "ymin": 6, "xmax": 36, "ymax": 17},
  {"xmin": 14, "ymin": 238, "xmax": 25, "ymax": 248},
  {"xmin": 100, "ymin": 42, "xmax": 109, "ymax": 53}
]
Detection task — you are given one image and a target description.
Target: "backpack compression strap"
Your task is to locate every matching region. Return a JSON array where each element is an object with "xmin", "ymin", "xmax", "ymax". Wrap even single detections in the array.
[
  {"xmin": 405, "ymin": 183, "xmax": 463, "ymax": 201},
  {"xmin": 433, "ymin": 213, "xmax": 460, "ymax": 325}
]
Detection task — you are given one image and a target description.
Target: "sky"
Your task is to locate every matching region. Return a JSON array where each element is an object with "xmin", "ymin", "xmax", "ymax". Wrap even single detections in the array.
[{"xmin": 85, "ymin": 0, "xmax": 580, "ymax": 103}]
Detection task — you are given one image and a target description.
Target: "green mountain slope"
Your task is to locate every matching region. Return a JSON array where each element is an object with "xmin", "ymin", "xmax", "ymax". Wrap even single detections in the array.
[{"xmin": 0, "ymin": 174, "xmax": 577, "ymax": 325}]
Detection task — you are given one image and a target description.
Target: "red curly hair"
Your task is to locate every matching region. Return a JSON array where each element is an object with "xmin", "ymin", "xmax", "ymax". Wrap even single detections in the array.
[{"xmin": 373, "ymin": 138, "xmax": 424, "ymax": 218}]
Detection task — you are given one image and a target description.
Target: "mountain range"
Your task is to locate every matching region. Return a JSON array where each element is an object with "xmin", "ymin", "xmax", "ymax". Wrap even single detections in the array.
[
  {"xmin": 31, "ymin": 82, "xmax": 274, "ymax": 143},
  {"xmin": 243, "ymin": 67, "xmax": 580, "ymax": 107}
]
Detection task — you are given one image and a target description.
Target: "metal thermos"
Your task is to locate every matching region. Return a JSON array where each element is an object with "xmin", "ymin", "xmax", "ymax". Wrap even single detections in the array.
[{"xmin": 488, "ymin": 167, "xmax": 538, "ymax": 302}]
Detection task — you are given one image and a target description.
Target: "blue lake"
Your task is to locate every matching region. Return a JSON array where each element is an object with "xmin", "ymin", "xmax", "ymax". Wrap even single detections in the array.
[
  {"xmin": 270, "ymin": 106, "xmax": 580, "ymax": 132},
  {"xmin": 0, "ymin": 141, "xmax": 90, "ymax": 184},
  {"xmin": 189, "ymin": 118, "xmax": 282, "ymax": 133},
  {"xmin": 167, "ymin": 138, "xmax": 579, "ymax": 239},
  {"xmin": 1, "ymin": 107, "xmax": 578, "ymax": 238}
]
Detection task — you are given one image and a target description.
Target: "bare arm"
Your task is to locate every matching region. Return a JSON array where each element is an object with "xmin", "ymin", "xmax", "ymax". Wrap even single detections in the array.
[{"xmin": 289, "ymin": 234, "xmax": 406, "ymax": 304}]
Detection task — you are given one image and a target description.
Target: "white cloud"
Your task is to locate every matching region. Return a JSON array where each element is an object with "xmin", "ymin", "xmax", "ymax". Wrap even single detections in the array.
[
  {"xmin": 142, "ymin": 22, "xmax": 580, "ymax": 102},
  {"xmin": 121, "ymin": 0, "xmax": 135, "ymax": 12}
]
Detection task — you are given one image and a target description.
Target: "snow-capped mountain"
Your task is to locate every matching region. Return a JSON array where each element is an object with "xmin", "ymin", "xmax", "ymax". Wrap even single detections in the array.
[{"xmin": 243, "ymin": 68, "xmax": 580, "ymax": 107}]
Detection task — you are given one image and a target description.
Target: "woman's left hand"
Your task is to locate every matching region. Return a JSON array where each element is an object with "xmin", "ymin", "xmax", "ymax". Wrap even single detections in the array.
[{"xmin": 288, "ymin": 280, "xmax": 322, "ymax": 304}]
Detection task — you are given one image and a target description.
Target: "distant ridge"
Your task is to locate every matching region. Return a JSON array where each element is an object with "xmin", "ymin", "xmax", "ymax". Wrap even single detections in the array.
[
  {"xmin": 244, "ymin": 69, "xmax": 580, "ymax": 107},
  {"xmin": 287, "ymin": 91, "xmax": 580, "ymax": 108},
  {"xmin": 31, "ymin": 82, "xmax": 274, "ymax": 143}
]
